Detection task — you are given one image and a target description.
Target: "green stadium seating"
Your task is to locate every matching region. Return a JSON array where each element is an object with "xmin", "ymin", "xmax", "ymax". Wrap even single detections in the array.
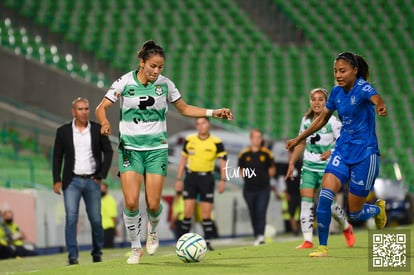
[
  {"xmin": 0, "ymin": 16, "xmax": 110, "ymax": 87},
  {"xmin": 1, "ymin": 0, "xmax": 413, "ymax": 189},
  {"xmin": 274, "ymin": 0, "xmax": 413, "ymax": 188}
]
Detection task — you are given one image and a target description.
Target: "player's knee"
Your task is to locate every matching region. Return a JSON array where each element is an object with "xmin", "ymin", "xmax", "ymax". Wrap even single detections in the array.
[{"xmin": 124, "ymin": 197, "xmax": 138, "ymax": 210}]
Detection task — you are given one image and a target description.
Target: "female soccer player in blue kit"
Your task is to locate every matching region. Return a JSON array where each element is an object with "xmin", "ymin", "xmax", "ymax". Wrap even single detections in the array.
[
  {"xmin": 286, "ymin": 88, "xmax": 354, "ymax": 249},
  {"xmin": 286, "ymin": 52, "xmax": 387, "ymax": 257}
]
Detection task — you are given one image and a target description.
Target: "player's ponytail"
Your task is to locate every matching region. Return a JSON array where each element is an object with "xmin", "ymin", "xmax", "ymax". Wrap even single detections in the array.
[
  {"xmin": 137, "ymin": 40, "xmax": 165, "ymax": 62},
  {"xmin": 354, "ymin": 54, "xmax": 369, "ymax": 81}
]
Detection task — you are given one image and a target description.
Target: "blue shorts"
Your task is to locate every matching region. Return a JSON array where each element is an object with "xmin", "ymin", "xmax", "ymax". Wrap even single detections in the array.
[{"xmin": 325, "ymin": 151, "xmax": 379, "ymax": 197}]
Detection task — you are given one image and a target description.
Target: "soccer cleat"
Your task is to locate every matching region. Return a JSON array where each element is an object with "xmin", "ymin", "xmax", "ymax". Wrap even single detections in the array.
[
  {"xmin": 296, "ymin": 241, "xmax": 314, "ymax": 249},
  {"xmin": 253, "ymin": 235, "xmax": 265, "ymax": 246},
  {"xmin": 309, "ymin": 246, "xmax": 328, "ymax": 257},
  {"xmin": 68, "ymin": 258, "xmax": 79, "ymax": 265},
  {"xmin": 343, "ymin": 224, "xmax": 355, "ymax": 247},
  {"xmin": 146, "ymin": 231, "xmax": 159, "ymax": 255},
  {"xmin": 374, "ymin": 199, "xmax": 387, "ymax": 229},
  {"xmin": 92, "ymin": 255, "xmax": 102, "ymax": 263},
  {"xmin": 206, "ymin": 241, "xmax": 214, "ymax": 251},
  {"xmin": 127, "ymin": 247, "xmax": 144, "ymax": 264}
]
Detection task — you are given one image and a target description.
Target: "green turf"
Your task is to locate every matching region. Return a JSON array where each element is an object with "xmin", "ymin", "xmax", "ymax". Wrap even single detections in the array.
[{"xmin": 1, "ymin": 226, "xmax": 413, "ymax": 275}]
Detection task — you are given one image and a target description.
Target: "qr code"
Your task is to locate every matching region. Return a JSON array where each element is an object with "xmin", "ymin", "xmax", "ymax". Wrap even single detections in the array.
[{"xmin": 369, "ymin": 229, "xmax": 410, "ymax": 272}]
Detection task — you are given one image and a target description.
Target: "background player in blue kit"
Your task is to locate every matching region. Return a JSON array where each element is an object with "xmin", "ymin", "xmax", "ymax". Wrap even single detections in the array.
[{"xmin": 286, "ymin": 52, "xmax": 388, "ymax": 257}]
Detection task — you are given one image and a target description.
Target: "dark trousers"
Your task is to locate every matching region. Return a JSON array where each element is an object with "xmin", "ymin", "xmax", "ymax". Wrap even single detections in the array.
[
  {"xmin": 243, "ymin": 188, "xmax": 270, "ymax": 238},
  {"xmin": 15, "ymin": 246, "xmax": 38, "ymax": 257},
  {"xmin": 0, "ymin": 245, "xmax": 14, "ymax": 259},
  {"xmin": 103, "ymin": 228, "xmax": 115, "ymax": 248}
]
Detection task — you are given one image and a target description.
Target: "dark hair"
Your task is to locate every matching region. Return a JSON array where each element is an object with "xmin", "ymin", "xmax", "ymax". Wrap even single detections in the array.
[
  {"xmin": 137, "ymin": 40, "xmax": 165, "ymax": 62},
  {"xmin": 304, "ymin": 88, "xmax": 328, "ymax": 119},
  {"xmin": 335, "ymin": 52, "xmax": 369, "ymax": 81},
  {"xmin": 354, "ymin": 54, "xmax": 369, "ymax": 81}
]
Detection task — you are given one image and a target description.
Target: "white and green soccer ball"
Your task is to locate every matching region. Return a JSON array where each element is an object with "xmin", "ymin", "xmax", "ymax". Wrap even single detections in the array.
[{"xmin": 176, "ymin": 232, "xmax": 207, "ymax": 263}]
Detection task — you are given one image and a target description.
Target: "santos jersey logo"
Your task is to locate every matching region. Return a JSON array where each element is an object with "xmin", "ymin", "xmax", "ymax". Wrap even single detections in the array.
[{"xmin": 137, "ymin": 96, "xmax": 155, "ymax": 110}]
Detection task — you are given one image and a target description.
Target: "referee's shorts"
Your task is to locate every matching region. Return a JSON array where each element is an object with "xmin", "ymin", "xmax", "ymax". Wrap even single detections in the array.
[{"xmin": 183, "ymin": 171, "xmax": 215, "ymax": 203}]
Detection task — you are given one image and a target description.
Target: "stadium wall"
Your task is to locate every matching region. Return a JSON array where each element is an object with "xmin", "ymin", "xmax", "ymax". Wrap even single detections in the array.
[{"xmin": 0, "ymin": 47, "xmax": 197, "ymax": 138}]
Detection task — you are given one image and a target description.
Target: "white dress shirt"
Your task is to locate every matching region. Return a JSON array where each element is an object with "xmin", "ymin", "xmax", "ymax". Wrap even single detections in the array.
[{"xmin": 72, "ymin": 120, "xmax": 96, "ymax": 175}]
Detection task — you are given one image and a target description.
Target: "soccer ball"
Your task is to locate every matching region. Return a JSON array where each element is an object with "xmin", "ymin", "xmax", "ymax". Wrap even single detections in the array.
[{"xmin": 176, "ymin": 232, "xmax": 207, "ymax": 263}]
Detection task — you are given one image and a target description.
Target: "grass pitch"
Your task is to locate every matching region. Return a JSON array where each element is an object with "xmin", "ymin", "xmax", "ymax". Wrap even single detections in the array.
[{"xmin": 1, "ymin": 225, "xmax": 413, "ymax": 275}]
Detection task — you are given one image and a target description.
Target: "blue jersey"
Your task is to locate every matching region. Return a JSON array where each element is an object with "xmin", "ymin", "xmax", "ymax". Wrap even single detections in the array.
[{"xmin": 326, "ymin": 77, "xmax": 379, "ymax": 164}]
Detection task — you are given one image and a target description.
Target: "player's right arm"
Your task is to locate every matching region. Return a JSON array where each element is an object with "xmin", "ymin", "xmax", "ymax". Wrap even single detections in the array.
[
  {"xmin": 286, "ymin": 107, "xmax": 333, "ymax": 150},
  {"xmin": 96, "ymin": 75, "xmax": 126, "ymax": 136},
  {"xmin": 286, "ymin": 140, "xmax": 305, "ymax": 181},
  {"xmin": 96, "ymin": 98, "xmax": 113, "ymax": 136}
]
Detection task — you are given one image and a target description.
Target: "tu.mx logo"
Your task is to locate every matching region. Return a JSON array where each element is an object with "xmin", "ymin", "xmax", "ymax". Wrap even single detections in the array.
[{"xmin": 223, "ymin": 159, "xmax": 256, "ymax": 181}]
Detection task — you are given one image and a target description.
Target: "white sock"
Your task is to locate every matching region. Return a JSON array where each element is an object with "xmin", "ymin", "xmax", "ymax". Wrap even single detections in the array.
[
  {"xmin": 303, "ymin": 232, "xmax": 313, "ymax": 243},
  {"xmin": 331, "ymin": 202, "xmax": 349, "ymax": 230},
  {"xmin": 300, "ymin": 200, "xmax": 314, "ymax": 242},
  {"xmin": 147, "ymin": 205, "xmax": 162, "ymax": 233},
  {"xmin": 123, "ymin": 209, "xmax": 142, "ymax": 248}
]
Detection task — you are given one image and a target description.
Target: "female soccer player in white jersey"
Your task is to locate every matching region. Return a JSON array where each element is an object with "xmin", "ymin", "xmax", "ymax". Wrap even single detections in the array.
[
  {"xmin": 286, "ymin": 88, "xmax": 354, "ymax": 249},
  {"xmin": 95, "ymin": 40, "xmax": 233, "ymax": 264},
  {"xmin": 286, "ymin": 52, "xmax": 387, "ymax": 257}
]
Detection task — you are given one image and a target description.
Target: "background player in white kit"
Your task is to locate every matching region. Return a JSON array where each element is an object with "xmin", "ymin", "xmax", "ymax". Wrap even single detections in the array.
[{"xmin": 96, "ymin": 40, "xmax": 233, "ymax": 264}]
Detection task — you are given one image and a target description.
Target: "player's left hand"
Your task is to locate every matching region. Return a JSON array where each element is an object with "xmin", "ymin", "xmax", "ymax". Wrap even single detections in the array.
[
  {"xmin": 320, "ymin": 150, "xmax": 332, "ymax": 161},
  {"xmin": 213, "ymin": 108, "xmax": 233, "ymax": 120},
  {"xmin": 376, "ymin": 104, "xmax": 387, "ymax": 117}
]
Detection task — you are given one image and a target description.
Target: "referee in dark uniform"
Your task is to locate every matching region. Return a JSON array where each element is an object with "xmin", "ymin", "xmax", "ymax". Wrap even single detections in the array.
[
  {"xmin": 238, "ymin": 129, "xmax": 276, "ymax": 246},
  {"xmin": 175, "ymin": 117, "xmax": 227, "ymax": 250}
]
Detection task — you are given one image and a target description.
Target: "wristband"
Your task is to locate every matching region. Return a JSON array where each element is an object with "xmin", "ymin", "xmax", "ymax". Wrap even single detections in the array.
[
  {"xmin": 220, "ymin": 178, "xmax": 226, "ymax": 181},
  {"xmin": 206, "ymin": 109, "xmax": 214, "ymax": 117}
]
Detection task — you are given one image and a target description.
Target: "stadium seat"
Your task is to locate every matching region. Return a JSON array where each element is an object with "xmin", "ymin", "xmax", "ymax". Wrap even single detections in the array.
[{"xmin": 2, "ymin": 0, "xmax": 413, "ymax": 186}]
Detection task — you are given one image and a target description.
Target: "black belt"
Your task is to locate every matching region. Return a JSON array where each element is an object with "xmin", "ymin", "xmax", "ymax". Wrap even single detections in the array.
[
  {"xmin": 186, "ymin": 170, "xmax": 213, "ymax": 176},
  {"xmin": 73, "ymin": 174, "xmax": 94, "ymax": 179}
]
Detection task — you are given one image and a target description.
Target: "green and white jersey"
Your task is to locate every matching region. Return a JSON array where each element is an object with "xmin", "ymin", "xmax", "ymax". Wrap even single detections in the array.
[
  {"xmin": 105, "ymin": 71, "xmax": 181, "ymax": 151},
  {"xmin": 299, "ymin": 115, "xmax": 342, "ymax": 172}
]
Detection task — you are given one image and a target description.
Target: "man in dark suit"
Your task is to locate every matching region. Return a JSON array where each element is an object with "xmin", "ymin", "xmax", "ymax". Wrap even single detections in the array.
[{"xmin": 52, "ymin": 97, "xmax": 113, "ymax": 265}]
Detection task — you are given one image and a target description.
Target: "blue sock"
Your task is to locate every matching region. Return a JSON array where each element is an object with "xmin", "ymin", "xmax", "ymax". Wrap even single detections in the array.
[
  {"xmin": 316, "ymin": 189, "xmax": 335, "ymax": 246},
  {"xmin": 349, "ymin": 203, "xmax": 380, "ymax": 222}
]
